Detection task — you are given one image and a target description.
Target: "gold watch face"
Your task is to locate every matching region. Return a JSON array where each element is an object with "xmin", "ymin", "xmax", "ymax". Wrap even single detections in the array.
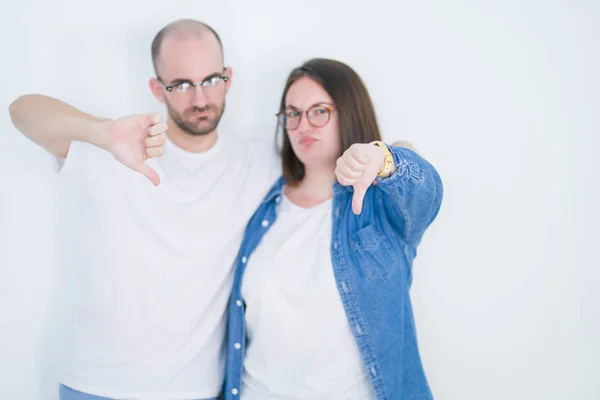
[{"xmin": 381, "ymin": 146, "xmax": 394, "ymax": 177}]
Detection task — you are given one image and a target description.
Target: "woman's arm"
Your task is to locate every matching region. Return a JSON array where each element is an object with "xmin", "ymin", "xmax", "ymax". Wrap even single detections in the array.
[
  {"xmin": 335, "ymin": 142, "xmax": 443, "ymax": 246},
  {"xmin": 375, "ymin": 145, "xmax": 443, "ymax": 247}
]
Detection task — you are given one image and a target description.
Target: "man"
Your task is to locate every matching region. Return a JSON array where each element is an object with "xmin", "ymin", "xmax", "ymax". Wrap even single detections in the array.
[{"xmin": 10, "ymin": 19, "xmax": 279, "ymax": 400}]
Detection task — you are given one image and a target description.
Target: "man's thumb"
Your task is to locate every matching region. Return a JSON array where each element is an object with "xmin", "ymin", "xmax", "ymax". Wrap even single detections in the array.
[{"xmin": 137, "ymin": 163, "xmax": 160, "ymax": 186}]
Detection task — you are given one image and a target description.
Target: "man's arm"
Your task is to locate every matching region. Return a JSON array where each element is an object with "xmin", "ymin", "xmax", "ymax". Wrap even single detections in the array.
[
  {"xmin": 8, "ymin": 94, "xmax": 167, "ymax": 185},
  {"xmin": 9, "ymin": 94, "xmax": 110, "ymax": 158}
]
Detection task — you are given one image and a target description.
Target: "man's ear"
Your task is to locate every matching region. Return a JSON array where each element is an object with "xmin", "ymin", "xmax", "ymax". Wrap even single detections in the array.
[
  {"xmin": 149, "ymin": 78, "xmax": 166, "ymax": 104},
  {"xmin": 224, "ymin": 66, "xmax": 233, "ymax": 94}
]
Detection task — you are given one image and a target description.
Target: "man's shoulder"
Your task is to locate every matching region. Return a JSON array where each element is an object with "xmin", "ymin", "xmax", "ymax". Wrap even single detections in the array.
[
  {"xmin": 229, "ymin": 134, "xmax": 274, "ymax": 152},
  {"xmin": 223, "ymin": 134, "xmax": 278, "ymax": 161},
  {"xmin": 223, "ymin": 134, "xmax": 281, "ymax": 182}
]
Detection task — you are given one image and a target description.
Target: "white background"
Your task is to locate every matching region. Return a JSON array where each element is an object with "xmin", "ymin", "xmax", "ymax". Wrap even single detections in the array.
[{"xmin": 0, "ymin": 1, "xmax": 598, "ymax": 399}]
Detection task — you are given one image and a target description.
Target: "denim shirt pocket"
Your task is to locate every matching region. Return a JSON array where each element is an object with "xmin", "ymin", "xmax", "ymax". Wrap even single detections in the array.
[{"xmin": 350, "ymin": 223, "xmax": 398, "ymax": 280}]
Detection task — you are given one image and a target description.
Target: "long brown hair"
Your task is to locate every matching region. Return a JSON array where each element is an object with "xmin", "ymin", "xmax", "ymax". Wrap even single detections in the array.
[{"xmin": 278, "ymin": 58, "xmax": 382, "ymax": 186}]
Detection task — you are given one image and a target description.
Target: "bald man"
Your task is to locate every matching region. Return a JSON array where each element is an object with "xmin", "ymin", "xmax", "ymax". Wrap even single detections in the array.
[{"xmin": 10, "ymin": 19, "xmax": 280, "ymax": 400}]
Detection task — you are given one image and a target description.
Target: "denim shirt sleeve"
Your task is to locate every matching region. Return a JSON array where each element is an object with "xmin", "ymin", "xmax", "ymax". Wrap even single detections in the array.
[{"xmin": 374, "ymin": 146, "xmax": 443, "ymax": 247}]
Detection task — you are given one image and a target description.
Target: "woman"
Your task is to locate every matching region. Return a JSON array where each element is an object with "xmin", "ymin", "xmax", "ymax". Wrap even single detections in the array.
[{"xmin": 224, "ymin": 58, "xmax": 443, "ymax": 400}]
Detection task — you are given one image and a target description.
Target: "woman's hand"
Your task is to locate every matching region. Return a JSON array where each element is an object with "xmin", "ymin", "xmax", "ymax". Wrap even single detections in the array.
[{"xmin": 335, "ymin": 143, "xmax": 385, "ymax": 215}]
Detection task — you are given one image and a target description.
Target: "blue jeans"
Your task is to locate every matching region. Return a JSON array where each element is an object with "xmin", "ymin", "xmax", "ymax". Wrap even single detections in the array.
[{"xmin": 59, "ymin": 384, "xmax": 219, "ymax": 400}]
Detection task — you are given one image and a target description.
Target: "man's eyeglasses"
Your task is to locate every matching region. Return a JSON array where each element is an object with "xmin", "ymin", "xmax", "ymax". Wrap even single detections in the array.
[{"xmin": 158, "ymin": 74, "xmax": 229, "ymax": 94}]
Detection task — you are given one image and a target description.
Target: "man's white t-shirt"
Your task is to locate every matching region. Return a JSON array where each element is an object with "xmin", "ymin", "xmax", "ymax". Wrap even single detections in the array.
[{"xmin": 56, "ymin": 134, "xmax": 280, "ymax": 400}]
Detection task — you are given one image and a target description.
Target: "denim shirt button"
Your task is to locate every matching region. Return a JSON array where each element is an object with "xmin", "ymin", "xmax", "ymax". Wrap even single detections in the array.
[
  {"xmin": 333, "ymin": 242, "xmax": 338, "ymax": 250},
  {"xmin": 232, "ymin": 388, "xmax": 239, "ymax": 395},
  {"xmin": 236, "ymin": 300, "xmax": 243, "ymax": 307},
  {"xmin": 241, "ymin": 257, "xmax": 247, "ymax": 264},
  {"xmin": 234, "ymin": 342, "xmax": 241, "ymax": 350},
  {"xmin": 261, "ymin": 220, "xmax": 269, "ymax": 228}
]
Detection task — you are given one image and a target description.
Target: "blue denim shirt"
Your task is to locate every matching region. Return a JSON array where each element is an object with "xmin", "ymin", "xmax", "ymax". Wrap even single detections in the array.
[{"xmin": 224, "ymin": 146, "xmax": 443, "ymax": 400}]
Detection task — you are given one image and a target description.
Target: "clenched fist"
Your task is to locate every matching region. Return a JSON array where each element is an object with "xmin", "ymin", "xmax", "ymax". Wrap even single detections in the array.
[
  {"xmin": 102, "ymin": 112, "xmax": 167, "ymax": 186},
  {"xmin": 335, "ymin": 143, "xmax": 386, "ymax": 215}
]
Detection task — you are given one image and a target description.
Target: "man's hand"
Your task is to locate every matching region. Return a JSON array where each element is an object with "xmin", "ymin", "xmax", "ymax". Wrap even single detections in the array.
[
  {"xmin": 102, "ymin": 112, "xmax": 167, "ymax": 186},
  {"xmin": 391, "ymin": 140, "xmax": 419, "ymax": 155},
  {"xmin": 335, "ymin": 143, "xmax": 384, "ymax": 215}
]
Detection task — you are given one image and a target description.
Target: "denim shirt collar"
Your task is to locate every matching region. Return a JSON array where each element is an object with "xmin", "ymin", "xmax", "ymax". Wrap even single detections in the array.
[{"xmin": 260, "ymin": 176, "xmax": 352, "ymax": 206}]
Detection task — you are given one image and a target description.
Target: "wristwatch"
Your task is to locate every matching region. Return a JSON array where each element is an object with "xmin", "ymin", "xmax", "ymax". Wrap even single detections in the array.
[{"xmin": 370, "ymin": 140, "xmax": 394, "ymax": 178}]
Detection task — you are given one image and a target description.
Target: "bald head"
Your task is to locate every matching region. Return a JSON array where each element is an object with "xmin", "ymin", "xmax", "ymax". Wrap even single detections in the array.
[{"xmin": 151, "ymin": 19, "xmax": 223, "ymax": 77}]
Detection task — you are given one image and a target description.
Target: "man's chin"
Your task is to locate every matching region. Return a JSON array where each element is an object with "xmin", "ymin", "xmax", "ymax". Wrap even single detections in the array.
[
  {"xmin": 181, "ymin": 121, "xmax": 217, "ymax": 136},
  {"xmin": 184, "ymin": 129, "xmax": 214, "ymax": 137}
]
